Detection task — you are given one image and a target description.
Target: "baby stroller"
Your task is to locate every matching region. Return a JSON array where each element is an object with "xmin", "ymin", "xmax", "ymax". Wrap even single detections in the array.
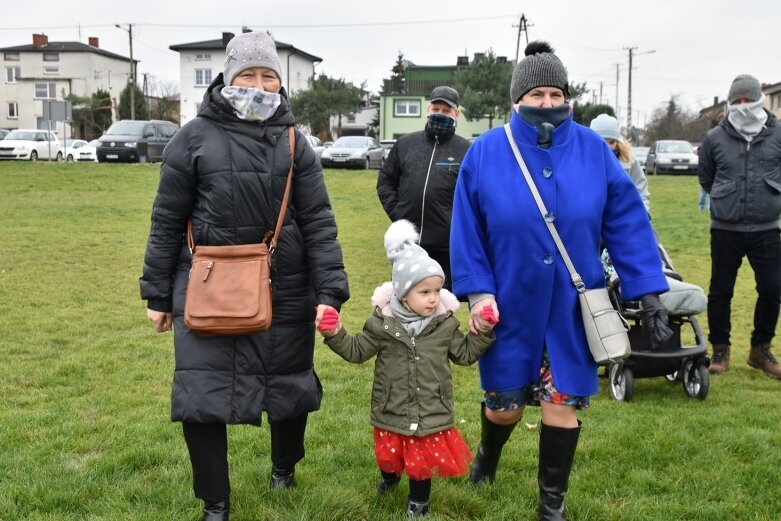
[{"xmin": 601, "ymin": 237, "xmax": 710, "ymax": 402}]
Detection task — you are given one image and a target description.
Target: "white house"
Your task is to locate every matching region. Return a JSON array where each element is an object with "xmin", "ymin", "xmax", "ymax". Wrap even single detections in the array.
[
  {"xmin": 0, "ymin": 33, "xmax": 134, "ymax": 139},
  {"xmin": 170, "ymin": 30, "xmax": 322, "ymax": 125}
]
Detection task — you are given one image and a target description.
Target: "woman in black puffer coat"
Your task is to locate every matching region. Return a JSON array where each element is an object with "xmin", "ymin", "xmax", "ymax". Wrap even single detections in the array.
[{"xmin": 139, "ymin": 31, "xmax": 349, "ymax": 520}]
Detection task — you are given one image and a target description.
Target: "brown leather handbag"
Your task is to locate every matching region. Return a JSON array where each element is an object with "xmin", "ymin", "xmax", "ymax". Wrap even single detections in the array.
[{"xmin": 183, "ymin": 127, "xmax": 295, "ymax": 335}]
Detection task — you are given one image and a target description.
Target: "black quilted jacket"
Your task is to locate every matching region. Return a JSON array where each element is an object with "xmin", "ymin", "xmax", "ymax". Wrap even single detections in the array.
[{"xmin": 139, "ymin": 74, "xmax": 349, "ymax": 424}]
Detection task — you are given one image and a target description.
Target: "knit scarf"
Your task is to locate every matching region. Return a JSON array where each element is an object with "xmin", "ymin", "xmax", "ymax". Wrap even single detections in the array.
[
  {"xmin": 390, "ymin": 294, "xmax": 437, "ymax": 338},
  {"xmin": 727, "ymin": 95, "xmax": 768, "ymax": 142}
]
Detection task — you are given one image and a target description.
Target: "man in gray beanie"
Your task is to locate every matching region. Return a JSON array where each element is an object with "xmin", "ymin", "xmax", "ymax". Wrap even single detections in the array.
[{"xmin": 699, "ymin": 74, "xmax": 781, "ymax": 379}]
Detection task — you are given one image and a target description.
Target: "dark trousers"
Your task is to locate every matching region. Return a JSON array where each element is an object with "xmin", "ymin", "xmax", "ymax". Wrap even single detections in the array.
[
  {"xmin": 708, "ymin": 228, "xmax": 781, "ymax": 346},
  {"xmin": 425, "ymin": 247, "xmax": 452, "ymax": 292},
  {"xmin": 182, "ymin": 413, "xmax": 308, "ymax": 503}
]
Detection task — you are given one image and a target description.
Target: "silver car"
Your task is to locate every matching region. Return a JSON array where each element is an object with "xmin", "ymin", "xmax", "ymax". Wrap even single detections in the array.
[
  {"xmin": 320, "ymin": 136, "xmax": 385, "ymax": 169},
  {"xmin": 645, "ymin": 140, "xmax": 698, "ymax": 175}
]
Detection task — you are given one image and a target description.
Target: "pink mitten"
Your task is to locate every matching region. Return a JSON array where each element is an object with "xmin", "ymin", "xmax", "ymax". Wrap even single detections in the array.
[
  {"xmin": 480, "ymin": 305, "xmax": 499, "ymax": 325},
  {"xmin": 318, "ymin": 307, "xmax": 340, "ymax": 331}
]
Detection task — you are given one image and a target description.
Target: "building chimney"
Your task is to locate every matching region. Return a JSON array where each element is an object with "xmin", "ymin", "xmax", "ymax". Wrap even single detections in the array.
[
  {"xmin": 222, "ymin": 32, "xmax": 234, "ymax": 46},
  {"xmin": 714, "ymin": 96, "xmax": 719, "ymax": 105},
  {"xmin": 456, "ymin": 56, "xmax": 469, "ymax": 67},
  {"xmin": 32, "ymin": 33, "xmax": 48, "ymax": 48},
  {"xmin": 88, "ymin": 37, "xmax": 99, "ymax": 48}
]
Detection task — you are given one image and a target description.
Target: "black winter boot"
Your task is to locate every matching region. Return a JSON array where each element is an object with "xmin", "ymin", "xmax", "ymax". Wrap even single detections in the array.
[
  {"xmin": 469, "ymin": 403, "xmax": 518, "ymax": 485},
  {"xmin": 202, "ymin": 500, "xmax": 229, "ymax": 521},
  {"xmin": 538, "ymin": 421, "xmax": 581, "ymax": 521},
  {"xmin": 377, "ymin": 471, "xmax": 401, "ymax": 495}
]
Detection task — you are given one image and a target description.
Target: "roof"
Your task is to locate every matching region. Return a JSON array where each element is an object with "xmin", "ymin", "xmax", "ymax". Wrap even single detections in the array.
[
  {"xmin": 0, "ymin": 41, "xmax": 135, "ymax": 62},
  {"xmin": 169, "ymin": 38, "xmax": 321, "ymax": 63}
]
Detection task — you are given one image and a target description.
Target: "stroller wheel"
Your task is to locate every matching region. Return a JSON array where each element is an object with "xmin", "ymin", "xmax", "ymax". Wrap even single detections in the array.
[
  {"xmin": 681, "ymin": 360, "xmax": 709, "ymax": 400},
  {"xmin": 665, "ymin": 371, "xmax": 679, "ymax": 382},
  {"xmin": 609, "ymin": 364, "xmax": 634, "ymax": 402}
]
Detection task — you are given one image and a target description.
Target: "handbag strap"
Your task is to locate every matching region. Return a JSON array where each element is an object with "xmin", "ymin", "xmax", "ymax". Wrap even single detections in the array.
[
  {"xmin": 503, "ymin": 123, "xmax": 585, "ymax": 293},
  {"xmin": 187, "ymin": 125, "xmax": 296, "ymax": 253}
]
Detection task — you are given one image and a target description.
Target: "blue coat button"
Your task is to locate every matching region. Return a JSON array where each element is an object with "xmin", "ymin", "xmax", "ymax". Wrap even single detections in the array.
[
  {"xmin": 543, "ymin": 255, "xmax": 553, "ymax": 264},
  {"xmin": 543, "ymin": 167, "xmax": 553, "ymax": 178}
]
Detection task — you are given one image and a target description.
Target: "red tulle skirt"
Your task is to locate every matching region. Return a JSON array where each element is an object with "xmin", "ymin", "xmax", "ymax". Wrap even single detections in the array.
[{"xmin": 373, "ymin": 426, "xmax": 473, "ymax": 481}]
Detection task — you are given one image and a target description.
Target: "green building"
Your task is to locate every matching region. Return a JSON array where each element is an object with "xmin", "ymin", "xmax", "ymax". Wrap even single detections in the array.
[{"xmin": 379, "ymin": 54, "xmax": 512, "ymax": 141}]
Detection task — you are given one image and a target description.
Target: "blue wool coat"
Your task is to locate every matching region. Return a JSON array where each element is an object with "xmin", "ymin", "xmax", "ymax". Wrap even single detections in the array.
[{"xmin": 450, "ymin": 110, "xmax": 668, "ymax": 396}]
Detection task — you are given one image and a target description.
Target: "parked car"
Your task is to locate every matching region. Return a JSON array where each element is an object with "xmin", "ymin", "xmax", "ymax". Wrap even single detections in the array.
[
  {"xmin": 645, "ymin": 140, "xmax": 699, "ymax": 175},
  {"xmin": 65, "ymin": 139, "xmax": 100, "ymax": 162},
  {"xmin": 633, "ymin": 146, "xmax": 650, "ymax": 171},
  {"xmin": 96, "ymin": 120, "xmax": 178, "ymax": 163},
  {"xmin": 0, "ymin": 129, "xmax": 62, "ymax": 161},
  {"xmin": 304, "ymin": 135, "xmax": 325, "ymax": 159},
  {"xmin": 320, "ymin": 136, "xmax": 385, "ymax": 169},
  {"xmin": 379, "ymin": 139, "xmax": 397, "ymax": 164}
]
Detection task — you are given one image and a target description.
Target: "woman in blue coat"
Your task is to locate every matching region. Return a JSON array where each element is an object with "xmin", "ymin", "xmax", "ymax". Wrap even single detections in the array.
[{"xmin": 450, "ymin": 42, "xmax": 671, "ymax": 521}]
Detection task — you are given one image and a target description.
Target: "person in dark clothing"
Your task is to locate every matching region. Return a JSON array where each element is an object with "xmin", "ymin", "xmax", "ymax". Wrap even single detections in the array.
[
  {"xmin": 698, "ymin": 73, "xmax": 781, "ymax": 379},
  {"xmin": 140, "ymin": 30, "xmax": 349, "ymax": 520},
  {"xmin": 376, "ymin": 86, "xmax": 471, "ymax": 290}
]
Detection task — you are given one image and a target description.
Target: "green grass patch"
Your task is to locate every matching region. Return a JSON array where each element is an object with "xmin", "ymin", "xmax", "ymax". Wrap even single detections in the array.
[{"xmin": 1, "ymin": 162, "xmax": 779, "ymax": 520}]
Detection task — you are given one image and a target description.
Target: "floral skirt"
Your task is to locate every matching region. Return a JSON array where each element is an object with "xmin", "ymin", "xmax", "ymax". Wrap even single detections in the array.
[{"xmin": 373, "ymin": 426, "xmax": 473, "ymax": 481}]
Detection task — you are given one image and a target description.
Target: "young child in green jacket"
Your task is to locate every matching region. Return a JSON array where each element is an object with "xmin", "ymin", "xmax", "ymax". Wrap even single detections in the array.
[{"xmin": 317, "ymin": 220, "xmax": 497, "ymax": 518}]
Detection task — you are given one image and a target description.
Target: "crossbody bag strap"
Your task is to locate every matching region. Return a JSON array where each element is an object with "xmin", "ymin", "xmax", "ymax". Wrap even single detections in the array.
[
  {"xmin": 503, "ymin": 123, "xmax": 585, "ymax": 292},
  {"xmin": 268, "ymin": 125, "xmax": 295, "ymax": 253},
  {"xmin": 187, "ymin": 126, "xmax": 295, "ymax": 253}
]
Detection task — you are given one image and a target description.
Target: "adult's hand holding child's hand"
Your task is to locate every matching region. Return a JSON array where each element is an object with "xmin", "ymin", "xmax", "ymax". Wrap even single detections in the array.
[
  {"xmin": 316, "ymin": 305, "xmax": 341, "ymax": 337},
  {"xmin": 469, "ymin": 298, "xmax": 499, "ymax": 335}
]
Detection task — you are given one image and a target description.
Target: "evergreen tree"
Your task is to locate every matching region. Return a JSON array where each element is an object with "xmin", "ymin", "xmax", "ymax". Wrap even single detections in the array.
[
  {"xmin": 291, "ymin": 74, "xmax": 365, "ymax": 140},
  {"xmin": 453, "ymin": 49, "xmax": 512, "ymax": 128},
  {"xmin": 118, "ymin": 83, "xmax": 148, "ymax": 120}
]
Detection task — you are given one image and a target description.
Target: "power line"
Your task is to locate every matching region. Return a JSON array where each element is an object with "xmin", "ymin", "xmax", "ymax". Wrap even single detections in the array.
[{"xmin": 0, "ymin": 15, "xmax": 516, "ymax": 32}]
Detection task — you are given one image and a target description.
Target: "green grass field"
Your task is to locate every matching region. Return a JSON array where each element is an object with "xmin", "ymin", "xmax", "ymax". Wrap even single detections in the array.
[{"xmin": 1, "ymin": 162, "xmax": 779, "ymax": 521}]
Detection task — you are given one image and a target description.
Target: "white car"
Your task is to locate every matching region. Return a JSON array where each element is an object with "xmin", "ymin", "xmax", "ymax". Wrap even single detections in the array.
[
  {"xmin": 65, "ymin": 139, "xmax": 100, "ymax": 162},
  {"xmin": 304, "ymin": 135, "xmax": 325, "ymax": 159},
  {"xmin": 0, "ymin": 129, "xmax": 62, "ymax": 161}
]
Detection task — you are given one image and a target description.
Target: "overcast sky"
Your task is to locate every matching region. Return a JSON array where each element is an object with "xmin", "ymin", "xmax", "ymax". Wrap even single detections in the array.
[{"xmin": 3, "ymin": 0, "xmax": 779, "ymax": 129}]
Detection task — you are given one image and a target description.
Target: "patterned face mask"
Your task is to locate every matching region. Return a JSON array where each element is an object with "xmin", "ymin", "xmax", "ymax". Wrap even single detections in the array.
[
  {"xmin": 221, "ymin": 86, "xmax": 282, "ymax": 122},
  {"xmin": 427, "ymin": 112, "xmax": 457, "ymax": 133}
]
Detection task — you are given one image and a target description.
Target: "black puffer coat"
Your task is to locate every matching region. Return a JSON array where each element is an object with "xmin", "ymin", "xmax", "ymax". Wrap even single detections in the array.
[{"xmin": 139, "ymin": 74, "xmax": 349, "ymax": 424}]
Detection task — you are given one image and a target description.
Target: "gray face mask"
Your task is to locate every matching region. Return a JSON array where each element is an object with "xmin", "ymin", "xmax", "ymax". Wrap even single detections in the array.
[
  {"xmin": 221, "ymin": 86, "xmax": 282, "ymax": 122},
  {"xmin": 727, "ymin": 95, "xmax": 767, "ymax": 140}
]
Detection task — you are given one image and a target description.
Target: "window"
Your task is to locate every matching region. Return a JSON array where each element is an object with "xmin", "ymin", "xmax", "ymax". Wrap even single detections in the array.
[
  {"xmin": 34, "ymin": 82, "xmax": 57, "ymax": 99},
  {"xmin": 6, "ymin": 66, "xmax": 20, "ymax": 83},
  {"xmin": 195, "ymin": 68, "xmax": 212, "ymax": 86},
  {"xmin": 7, "ymin": 102, "xmax": 18, "ymax": 119},
  {"xmin": 42, "ymin": 52, "xmax": 59, "ymax": 61},
  {"xmin": 36, "ymin": 117, "xmax": 47, "ymax": 130},
  {"xmin": 394, "ymin": 99, "xmax": 421, "ymax": 117},
  {"xmin": 93, "ymin": 70, "xmax": 102, "ymax": 80},
  {"xmin": 43, "ymin": 66, "xmax": 59, "ymax": 75},
  {"xmin": 4, "ymin": 52, "xmax": 20, "ymax": 61},
  {"xmin": 195, "ymin": 53, "xmax": 211, "ymax": 61}
]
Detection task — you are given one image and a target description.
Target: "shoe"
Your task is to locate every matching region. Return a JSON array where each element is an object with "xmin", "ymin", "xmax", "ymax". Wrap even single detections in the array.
[
  {"xmin": 709, "ymin": 344, "xmax": 730, "ymax": 374},
  {"xmin": 202, "ymin": 500, "xmax": 229, "ymax": 521},
  {"xmin": 747, "ymin": 343, "xmax": 781, "ymax": 379},
  {"xmin": 270, "ymin": 468, "xmax": 295, "ymax": 489},
  {"xmin": 377, "ymin": 474, "xmax": 401, "ymax": 495},
  {"xmin": 406, "ymin": 498, "xmax": 429, "ymax": 517}
]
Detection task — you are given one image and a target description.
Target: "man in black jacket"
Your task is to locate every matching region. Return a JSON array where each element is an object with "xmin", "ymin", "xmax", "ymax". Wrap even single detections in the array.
[
  {"xmin": 699, "ymin": 74, "xmax": 781, "ymax": 379},
  {"xmin": 377, "ymin": 86, "xmax": 471, "ymax": 290}
]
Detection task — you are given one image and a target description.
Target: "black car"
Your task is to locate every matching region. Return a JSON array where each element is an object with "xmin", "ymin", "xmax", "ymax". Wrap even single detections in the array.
[{"xmin": 97, "ymin": 120, "xmax": 178, "ymax": 163}]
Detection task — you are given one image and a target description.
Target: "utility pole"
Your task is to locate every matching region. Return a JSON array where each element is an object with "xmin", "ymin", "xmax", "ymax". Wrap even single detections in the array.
[
  {"xmin": 116, "ymin": 23, "xmax": 135, "ymax": 120},
  {"xmin": 624, "ymin": 46, "xmax": 655, "ymax": 144},
  {"xmin": 599, "ymin": 81, "xmax": 604, "ymax": 105},
  {"xmin": 513, "ymin": 14, "xmax": 533, "ymax": 62},
  {"xmin": 615, "ymin": 63, "xmax": 620, "ymax": 120}
]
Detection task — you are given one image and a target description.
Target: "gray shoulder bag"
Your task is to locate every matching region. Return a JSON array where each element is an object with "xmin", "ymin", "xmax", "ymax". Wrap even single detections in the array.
[{"xmin": 503, "ymin": 124, "xmax": 630, "ymax": 364}]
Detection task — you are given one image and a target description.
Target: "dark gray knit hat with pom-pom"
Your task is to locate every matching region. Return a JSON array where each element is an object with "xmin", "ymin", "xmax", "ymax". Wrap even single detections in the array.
[{"xmin": 510, "ymin": 41, "xmax": 569, "ymax": 103}]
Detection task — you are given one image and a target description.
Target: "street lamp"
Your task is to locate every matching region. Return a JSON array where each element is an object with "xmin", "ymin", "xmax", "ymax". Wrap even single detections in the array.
[
  {"xmin": 624, "ymin": 47, "xmax": 655, "ymax": 144},
  {"xmin": 115, "ymin": 23, "xmax": 135, "ymax": 120}
]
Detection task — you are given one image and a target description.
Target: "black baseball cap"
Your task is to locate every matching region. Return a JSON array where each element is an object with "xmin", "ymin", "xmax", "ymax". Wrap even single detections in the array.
[{"xmin": 430, "ymin": 86, "xmax": 459, "ymax": 108}]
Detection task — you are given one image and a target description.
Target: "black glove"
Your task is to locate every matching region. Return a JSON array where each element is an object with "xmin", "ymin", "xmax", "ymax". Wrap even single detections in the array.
[{"xmin": 639, "ymin": 294, "xmax": 673, "ymax": 348}]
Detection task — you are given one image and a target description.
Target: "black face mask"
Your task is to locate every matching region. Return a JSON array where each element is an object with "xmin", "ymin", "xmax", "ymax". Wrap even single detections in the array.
[
  {"xmin": 517, "ymin": 103, "xmax": 571, "ymax": 148},
  {"xmin": 612, "ymin": 147, "xmax": 621, "ymax": 158}
]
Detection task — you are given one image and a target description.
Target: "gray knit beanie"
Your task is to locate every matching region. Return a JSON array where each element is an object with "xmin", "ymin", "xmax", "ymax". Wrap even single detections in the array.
[
  {"xmin": 590, "ymin": 113, "xmax": 621, "ymax": 140},
  {"xmin": 384, "ymin": 220, "xmax": 445, "ymax": 298},
  {"xmin": 223, "ymin": 31, "xmax": 283, "ymax": 87},
  {"xmin": 510, "ymin": 41, "xmax": 569, "ymax": 103},
  {"xmin": 728, "ymin": 74, "xmax": 761, "ymax": 103}
]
